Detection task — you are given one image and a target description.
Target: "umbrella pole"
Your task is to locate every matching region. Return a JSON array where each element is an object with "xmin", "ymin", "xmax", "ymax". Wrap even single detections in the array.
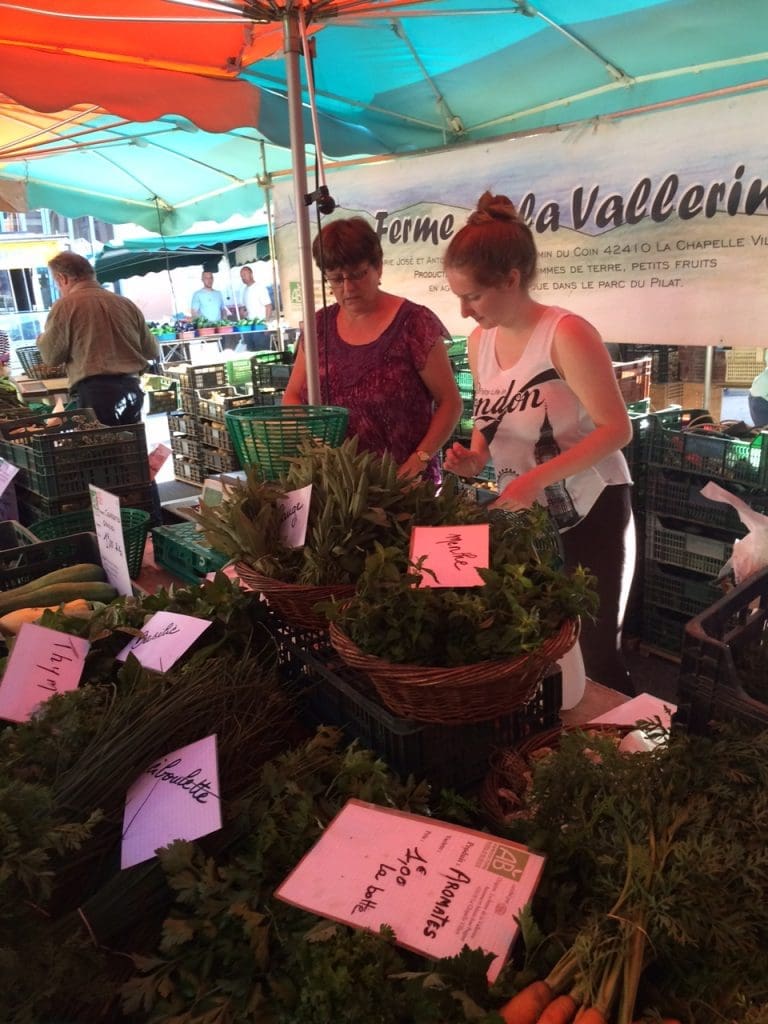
[{"xmin": 283, "ymin": 13, "xmax": 321, "ymax": 404}]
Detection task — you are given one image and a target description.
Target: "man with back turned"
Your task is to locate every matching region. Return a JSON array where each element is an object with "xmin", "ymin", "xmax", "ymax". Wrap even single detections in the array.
[{"xmin": 37, "ymin": 251, "xmax": 159, "ymax": 425}]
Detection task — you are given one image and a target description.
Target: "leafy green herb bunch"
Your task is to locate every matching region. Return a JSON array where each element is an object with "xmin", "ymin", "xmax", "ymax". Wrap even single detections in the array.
[
  {"xmin": 193, "ymin": 436, "xmax": 485, "ymax": 586},
  {"xmin": 325, "ymin": 506, "xmax": 598, "ymax": 667}
]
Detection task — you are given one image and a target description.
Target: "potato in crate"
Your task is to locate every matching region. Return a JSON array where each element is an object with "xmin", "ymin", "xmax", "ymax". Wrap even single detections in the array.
[{"xmin": 0, "ymin": 409, "xmax": 149, "ymax": 498}]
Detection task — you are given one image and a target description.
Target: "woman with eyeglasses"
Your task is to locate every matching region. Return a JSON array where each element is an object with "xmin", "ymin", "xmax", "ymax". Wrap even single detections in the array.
[
  {"xmin": 443, "ymin": 192, "xmax": 636, "ymax": 695},
  {"xmin": 282, "ymin": 217, "xmax": 462, "ymax": 482}
]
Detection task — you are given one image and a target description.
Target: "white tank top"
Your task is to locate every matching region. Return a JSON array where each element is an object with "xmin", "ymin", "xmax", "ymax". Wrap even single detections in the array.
[{"xmin": 474, "ymin": 306, "xmax": 631, "ymax": 531}]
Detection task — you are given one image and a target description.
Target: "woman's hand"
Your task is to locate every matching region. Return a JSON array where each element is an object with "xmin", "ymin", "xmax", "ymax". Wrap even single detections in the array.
[
  {"xmin": 398, "ymin": 452, "xmax": 428, "ymax": 479},
  {"xmin": 492, "ymin": 473, "xmax": 543, "ymax": 511},
  {"xmin": 443, "ymin": 442, "xmax": 485, "ymax": 478}
]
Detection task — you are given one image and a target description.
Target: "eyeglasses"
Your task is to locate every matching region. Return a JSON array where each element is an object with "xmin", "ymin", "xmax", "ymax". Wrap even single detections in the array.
[{"xmin": 324, "ymin": 266, "xmax": 370, "ymax": 287}]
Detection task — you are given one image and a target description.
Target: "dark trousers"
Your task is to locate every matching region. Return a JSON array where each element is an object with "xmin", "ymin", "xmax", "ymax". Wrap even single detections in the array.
[
  {"xmin": 72, "ymin": 374, "xmax": 144, "ymax": 426},
  {"xmin": 560, "ymin": 483, "xmax": 636, "ymax": 695},
  {"xmin": 748, "ymin": 394, "xmax": 768, "ymax": 428},
  {"xmin": 72, "ymin": 374, "xmax": 163, "ymax": 526}
]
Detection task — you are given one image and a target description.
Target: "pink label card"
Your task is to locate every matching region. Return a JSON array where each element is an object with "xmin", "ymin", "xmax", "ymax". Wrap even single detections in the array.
[
  {"xmin": 121, "ymin": 734, "xmax": 221, "ymax": 869},
  {"xmin": 116, "ymin": 610, "xmax": 212, "ymax": 671},
  {"xmin": 275, "ymin": 799, "xmax": 545, "ymax": 982},
  {"xmin": 277, "ymin": 484, "xmax": 312, "ymax": 548},
  {"xmin": 0, "ymin": 623, "xmax": 89, "ymax": 722},
  {"xmin": 409, "ymin": 524, "xmax": 490, "ymax": 587},
  {"xmin": 148, "ymin": 442, "xmax": 172, "ymax": 481}
]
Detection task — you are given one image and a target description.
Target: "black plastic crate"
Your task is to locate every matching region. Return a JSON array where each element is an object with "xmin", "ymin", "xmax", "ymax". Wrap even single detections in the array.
[
  {"xmin": 677, "ymin": 567, "xmax": 768, "ymax": 734},
  {"xmin": 170, "ymin": 433, "xmax": 202, "ymax": 460},
  {"xmin": 619, "ymin": 345, "xmax": 679, "ymax": 383},
  {"xmin": 252, "ymin": 362, "xmax": 292, "ymax": 390},
  {"xmin": 643, "ymin": 560, "xmax": 724, "ymax": 619},
  {"xmin": 646, "ymin": 468, "xmax": 768, "ymax": 534},
  {"xmin": 639, "ymin": 600, "xmax": 687, "ymax": 657},
  {"xmin": 165, "ymin": 363, "xmax": 228, "ymax": 391},
  {"xmin": 0, "ymin": 532, "xmax": 101, "ymax": 591},
  {"xmin": 147, "ymin": 386, "xmax": 178, "ymax": 415},
  {"xmin": 173, "ymin": 456, "xmax": 206, "ymax": 486},
  {"xmin": 203, "ymin": 446, "xmax": 240, "ymax": 474},
  {"xmin": 0, "ymin": 520, "xmax": 38, "ymax": 550},
  {"xmin": 252, "ymin": 386, "xmax": 287, "ymax": 407},
  {"xmin": 15, "ymin": 482, "xmax": 156, "ymax": 526},
  {"xmin": 645, "ymin": 514, "xmax": 733, "ymax": 578},
  {"xmin": 167, "ymin": 410, "xmax": 200, "ymax": 437},
  {"xmin": 199, "ymin": 420, "xmax": 234, "ymax": 450},
  {"xmin": 196, "ymin": 386, "xmax": 254, "ymax": 422},
  {"xmin": 274, "ymin": 627, "xmax": 562, "ymax": 792},
  {"xmin": 0, "ymin": 410, "xmax": 149, "ymax": 497},
  {"xmin": 649, "ymin": 407, "xmax": 768, "ymax": 488}
]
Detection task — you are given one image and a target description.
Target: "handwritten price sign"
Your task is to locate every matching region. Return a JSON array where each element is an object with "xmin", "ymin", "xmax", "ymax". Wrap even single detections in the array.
[
  {"xmin": 116, "ymin": 610, "xmax": 212, "ymax": 672},
  {"xmin": 277, "ymin": 484, "xmax": 312, "ymax": 548},
  {"xmin": 0, "ymin": 623, "xmax": 89, "ymax": 722},
  {"xmin": 89, "ymin": 485, "xmax": 132, "ymax": 596},
  {"xmin": 409, "ymin": 524, "xmax": 490, "ymax": 587},
  {"xmin": 276, "ymin": 799, "xmax": 545, "ymax": 982},
  {"xmin": 121, "ymin": 734, "xmax": 221, "ymax": 869}
]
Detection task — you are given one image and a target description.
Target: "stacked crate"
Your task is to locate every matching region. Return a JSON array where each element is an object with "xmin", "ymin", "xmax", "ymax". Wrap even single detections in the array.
[
  {"xmin": 164, "ymin": 362, "xmax": 255, "ymax": 485},
  {"xmin": 637, "ymin": 407, "xmax": 768, "ymax": 657},
  {"xmin": 619, "ymin": 344, "xmax": 683, "ymax": 410},
  {"xmin": 0, "ymin": 408, "xmax": 153, "ymax": 525},
  {"xmin": 250, "ymin": 353, "xmax": 293, "ymax": 405}
]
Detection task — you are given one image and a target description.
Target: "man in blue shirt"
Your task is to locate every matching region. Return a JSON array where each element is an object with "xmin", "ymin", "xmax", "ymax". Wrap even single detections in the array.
[{"xmin": 190, "ymin": 271, "xmax": 231, "ymax": 322}]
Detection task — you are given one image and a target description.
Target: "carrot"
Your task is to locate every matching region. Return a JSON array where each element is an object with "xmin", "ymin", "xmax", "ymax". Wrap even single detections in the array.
[
  {"xmin": 498, "ymin": 980, "xmax": 553, "ymax": 1023},
  {"xmin": 573, "ymin": 1010, "xmax": 608, "ymax": 1024},
  {"xmin": 536, "ymin": 994, "xmax": 579, "ymax": 1024}
]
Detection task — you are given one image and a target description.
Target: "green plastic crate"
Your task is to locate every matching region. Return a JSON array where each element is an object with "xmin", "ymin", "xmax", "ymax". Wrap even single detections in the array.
[
  {"xmin": 152, "ymin": 521, "xmax": 229, "ymax": 584},
  {"xmin": 31, "ymin": 507, "xmax": 150, "ymax": 579}
]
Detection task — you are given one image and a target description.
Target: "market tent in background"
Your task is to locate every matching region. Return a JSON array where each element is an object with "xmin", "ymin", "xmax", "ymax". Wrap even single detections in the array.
[{"xmin": 94, "ymin": 224, "xmax": 271, "ymax": 284}]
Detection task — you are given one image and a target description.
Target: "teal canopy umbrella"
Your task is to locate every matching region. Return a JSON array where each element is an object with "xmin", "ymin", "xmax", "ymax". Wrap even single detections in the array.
[{"xmin": 94, "ymin": 224, "xmax": 271, "ymax": 283}]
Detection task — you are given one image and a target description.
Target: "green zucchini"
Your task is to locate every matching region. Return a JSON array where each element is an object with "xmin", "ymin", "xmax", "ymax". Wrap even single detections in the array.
[
  {"xmin": 0, "ymin": 562, "xmax": 106, "ymax": 603},
  {"xmin": 0, "ymin": 574, "xmax": 114, "ymax": 617}
]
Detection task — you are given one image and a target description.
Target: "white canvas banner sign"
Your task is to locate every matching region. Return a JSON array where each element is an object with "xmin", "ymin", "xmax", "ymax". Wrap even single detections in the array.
[{"xmin": 273, "ymin": 92, "xmax": 768, "ymax": 347}]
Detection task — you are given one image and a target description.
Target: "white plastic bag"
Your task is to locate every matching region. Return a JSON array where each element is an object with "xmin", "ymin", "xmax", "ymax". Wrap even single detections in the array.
[{"xmin": 699, "ymin": 481, "xmax": 768, "ymax": 584}]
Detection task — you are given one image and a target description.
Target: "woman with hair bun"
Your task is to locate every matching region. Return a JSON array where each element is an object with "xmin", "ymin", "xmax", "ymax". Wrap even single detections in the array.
[{"xmin": 443, "ymin": 191, "xmax": 636, "ymax": 695}]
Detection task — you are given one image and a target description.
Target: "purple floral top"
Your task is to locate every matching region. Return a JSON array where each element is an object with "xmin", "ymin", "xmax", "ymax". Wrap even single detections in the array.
[{"xmin": 299, "ymin": 299, "xmax": 449, "ymax": 483}]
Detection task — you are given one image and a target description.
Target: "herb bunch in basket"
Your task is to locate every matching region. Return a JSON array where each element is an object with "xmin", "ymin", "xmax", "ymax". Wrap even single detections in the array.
[
  {"xmin": 325, "ymin": 508, "xmax": 597, "ymax": 667},
  {"xmin": 193, "ymin": 436, "xmax": 485, "ymax": 586}
]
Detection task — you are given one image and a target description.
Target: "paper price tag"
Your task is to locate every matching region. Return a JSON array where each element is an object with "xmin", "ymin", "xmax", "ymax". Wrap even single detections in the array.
[
  {"xmin": 121, "ymin": 734, "xmax": 221, "ymax": 869},
  {"xmin": 0, "ymin": 623, "xmax": 89, "ymax": 722},
  {"xmin": 0, "ymin": 458, "xmax": 18, "ymax": 498},
  {"xmin": 409, "ymin": 524, "xmax": 489, "ymax": 587},
  {"xmin": 276, "ymin": 799, "xmax": 545, "ymax": 982},
  {"xmin": 89, "ymin": 485, "xmax": 133, "ymax": 596},
  {"xmin": 116, "ymin": 609, "xmax": 212, "ymax": 672},
  {"xmin": 277, "ymin": 484, "xmax": 312, "ymax": 548}
]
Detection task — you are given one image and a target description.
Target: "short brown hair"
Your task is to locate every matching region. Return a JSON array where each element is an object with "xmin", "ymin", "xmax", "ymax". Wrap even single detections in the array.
[
  {"xmin": 444, "ymin": 191, "xmax": 537, "ymax": 288},
  {"xmin": 312, "ymin": 217, "xmax": 383, "ymax": 273},
  {"xmin": 48, "ymin": 251, "xmax": 96, "ymax": 281}
]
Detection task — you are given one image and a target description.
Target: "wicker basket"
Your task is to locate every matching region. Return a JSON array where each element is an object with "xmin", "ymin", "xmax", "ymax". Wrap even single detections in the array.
[
  {"xmin": 234, "ymin": 562, "xmax": 355, "ymax": 630},
  {"xmin": 480, "ymin": 723, "xmax": 631, "ymax": 825},
  {"xmin": 328, "ymin": 618, "xmax": 578, "ymax": 724}
]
